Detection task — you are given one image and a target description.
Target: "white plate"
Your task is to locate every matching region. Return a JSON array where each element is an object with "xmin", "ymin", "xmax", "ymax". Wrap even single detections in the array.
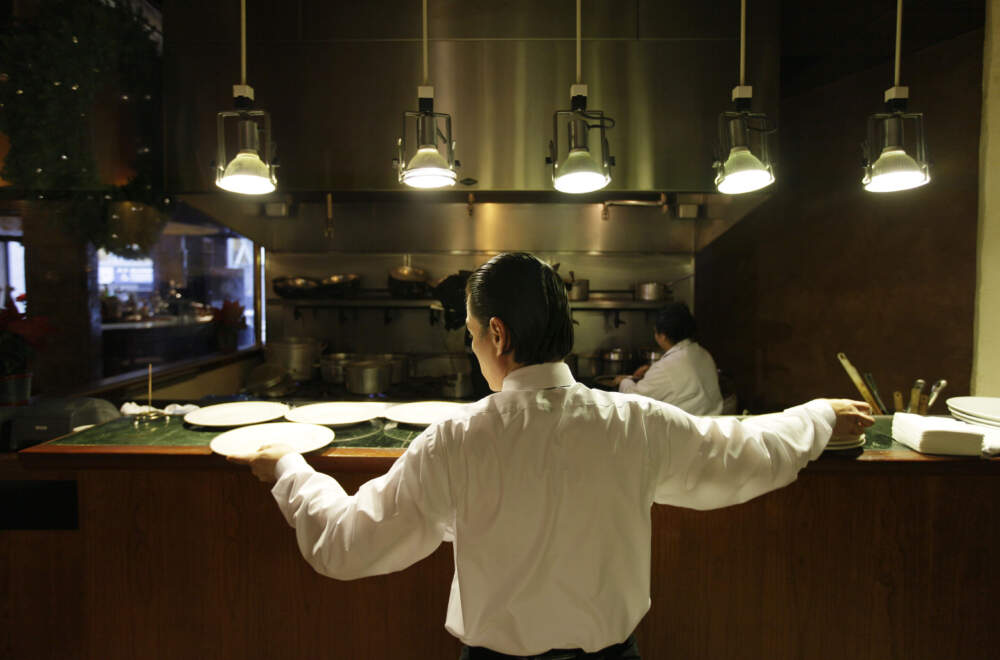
[
  {"xmin": 949, "ymin": 409, "xmax": 1000, "ymax": 429},
  {"xmin": 210, "ymin": 422, "xmax": 334, "ymax": 457},
  {"xmin": 945, "ymin": 397, "xmax": 1000, "ymax": 423},
  {"xmin": 284, "ymin": 401, "xmax": 391, "ymax": 427},
  {"xmin": 825, "ymin": 435, "xmax": 866, "ymax": 451},
  {"xmin": 184, "ymin": 401, "xmax": 290, "ymax": 427},
  {"xmin": 383, "ymin": 401, "xmax": 465, "ymax": 426}
]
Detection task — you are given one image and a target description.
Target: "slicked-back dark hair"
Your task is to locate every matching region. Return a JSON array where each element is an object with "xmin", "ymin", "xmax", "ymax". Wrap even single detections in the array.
[
  {"xmin": 654, "ymin": 302, "xmax": 697, "ymax": 344},
  {"xmin": 466, "ymin": 252, "xmax": 574, "ymax": 365}
]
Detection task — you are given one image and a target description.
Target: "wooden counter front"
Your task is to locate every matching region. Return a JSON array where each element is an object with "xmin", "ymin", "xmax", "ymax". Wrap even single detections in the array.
[{"xmin": 6, "ymin": 421, "xmax": 1000, "ymax": 659}]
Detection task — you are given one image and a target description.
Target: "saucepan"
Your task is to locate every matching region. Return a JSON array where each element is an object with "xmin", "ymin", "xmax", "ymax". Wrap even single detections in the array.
[
  {"xmin": 565, "ymin": 271, "xmax": 590, "ymax": 302},
  {"xmin": 635, "ymin": 282, "xmax": 670, "ymax": 302},
  {"xmin": 345, "ymin": 360, "xmax": 393, "ymax": 394}
]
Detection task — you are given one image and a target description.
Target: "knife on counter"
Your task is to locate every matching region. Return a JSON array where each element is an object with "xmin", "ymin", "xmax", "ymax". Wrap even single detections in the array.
[{"xmin": 836, "ymin": 352, "xmax": 883, "ymax": 414}]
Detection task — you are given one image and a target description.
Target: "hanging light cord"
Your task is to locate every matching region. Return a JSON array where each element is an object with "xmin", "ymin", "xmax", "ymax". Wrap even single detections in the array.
[
  {"xmin": 240, "ymin": 0, "xmax": 246, "ymax": 85},
  {"xmin": 576, "ymin": 0, "xmax": 582, "ymax": 84},
  {"xmin": 739, "ymin": 0, "xmax": 746, "ymax": 86},
  {"xmin": 893, "ymin": 0, "xmax": 903, "ymax": 86},
  {"xmin": 422, "ymin": 0, "xmax": 429, "ymax": 85}
]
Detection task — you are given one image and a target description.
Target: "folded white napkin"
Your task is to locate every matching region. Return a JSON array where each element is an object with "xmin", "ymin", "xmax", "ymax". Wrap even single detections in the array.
[
  {"xmin": 120, "ymin": 402, "xmax": 200, "ymax": 416},
  {"xmin": 891, "ymin": 413, "xmax": 985, "ymax": 456}
]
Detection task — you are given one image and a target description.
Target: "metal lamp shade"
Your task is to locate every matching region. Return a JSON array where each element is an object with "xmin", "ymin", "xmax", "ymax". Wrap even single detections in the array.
[
  {"xmin": 715, "ymin": 146, "xmax": 774, "ymax": 194},
  {"xmin": 401, "ymin": 146, "xmax": 457, "ymax": 189},
  {"xmin": 553, "ymin": 148, "xmax": 610, "ymax": 193},
  {"xmin": 216, "ymin": 149, "xmax": 276, "ymax": 194},
  {"xmin": 862, "ymin": 112, "xmax": 930, "ymax": 193}
]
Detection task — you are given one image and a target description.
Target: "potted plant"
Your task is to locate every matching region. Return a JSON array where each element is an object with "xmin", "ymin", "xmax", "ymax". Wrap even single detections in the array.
[
  {"xmin": 0, "ymin": 288, "xmax": 54, "ymax": 404},
  {"xmin": 211, "ymin": 300, "xmax": 247, "ymax": 354}
]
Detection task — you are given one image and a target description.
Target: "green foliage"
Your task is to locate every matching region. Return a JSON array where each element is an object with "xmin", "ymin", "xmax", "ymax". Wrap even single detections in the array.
[{"xmin": 0, "ymin": 0, "xmax": 168, "ymax": 257}]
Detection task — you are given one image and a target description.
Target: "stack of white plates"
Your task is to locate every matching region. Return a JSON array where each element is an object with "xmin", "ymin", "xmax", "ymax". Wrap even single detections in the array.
[
  {"xmin": 826, "ymin": 433, "xmax": 866, "ymax": 451},
  {"xmin": 946, "ymin": 396, "xmax": 1000, "ymax": 429}
]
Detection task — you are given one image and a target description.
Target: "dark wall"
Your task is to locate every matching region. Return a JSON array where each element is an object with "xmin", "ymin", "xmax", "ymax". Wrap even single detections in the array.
[{"xmin": 695, "ymin": 30, "xmax": 983, "ymax": 412}]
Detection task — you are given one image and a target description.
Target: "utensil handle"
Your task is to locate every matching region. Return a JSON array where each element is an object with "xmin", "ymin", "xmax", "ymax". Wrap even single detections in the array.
[
  {"xmin": 836, "ymin": 352, "xmax": 881, "ymax": 413},
  {"xmin": 893, "ymin": 391, "xmax": 904, "ymax": 412},
  {"xmin": 918, "ymin": 393, "xmax": 929, "ymax": 416},
  {"xmin": 908, "ymin": 387, "xmax": 922, "ymax": 414}
]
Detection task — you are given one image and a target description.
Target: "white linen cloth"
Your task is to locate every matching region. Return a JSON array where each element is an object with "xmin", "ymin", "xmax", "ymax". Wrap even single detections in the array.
[
  {"xmin": 271, "ymin": 362, "xmax": 835, "ymax": 655},
  {"xmin": 119, "ymin": 402, "xmax": 200, "ymax": 416},
  {"xmin": 617, "ymin": 338, "xmax": 724, "ymax": 415}
]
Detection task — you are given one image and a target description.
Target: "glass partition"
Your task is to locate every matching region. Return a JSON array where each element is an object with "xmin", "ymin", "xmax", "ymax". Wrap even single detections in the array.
[{"xmin": 99, "ymin": 215, "xmax": 259, "ymax": 377}]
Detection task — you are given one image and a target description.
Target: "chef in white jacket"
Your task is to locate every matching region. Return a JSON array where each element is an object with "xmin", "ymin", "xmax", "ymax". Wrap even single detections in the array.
[
  {"xmin": 230, "ymin": 252, "xmax": 873, "ymax": 660},
  {"xmin": 614, "ymin": 302, "xmax": 723, "ymax": 415}
]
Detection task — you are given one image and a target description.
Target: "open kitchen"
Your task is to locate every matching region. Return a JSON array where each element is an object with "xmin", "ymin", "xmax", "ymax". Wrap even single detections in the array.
[{"xmin": 2, "ymin": 0, "xmax": 1000, "ymax": 658}]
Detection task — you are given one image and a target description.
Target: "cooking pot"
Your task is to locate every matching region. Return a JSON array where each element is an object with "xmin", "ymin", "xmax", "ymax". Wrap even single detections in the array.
[
  {"xmin": 388, "ymin": 265, "xmax": 429, "ymax": 299},
  {"xmin": 360, "ymin": 353, "xmax": 408, "ymax": 384},
  {"xmin": 266, "ymin": 337, "xmax": 325, "ymax": 381},
  {"xmin": 637, "ymin": 348, "xmax": 664, "ymax": 365},
  {"xmin": 576, "ymin": 354, "xmax": 602, "ymax": 379},
  {"xmin": 601, "ymin": 348, "xmax": 633, "ymax": 375},
  {"xmin": 635, "ymin": 282, "xmax": 670, "ymax": 302},
  {"xmin": 319, "ymin": 352, "xmax": 357, "ymax": 384},
  {"xmin": 566, "ymin": 279, "xmax": 589, "ymax": 301},
  {"xmin": 564, "ymin": 270, "xmax": 590, "ymax": 301},
  {"xmin": 345, "ymin": 360, "xmax": 393, "ymax": 394}
]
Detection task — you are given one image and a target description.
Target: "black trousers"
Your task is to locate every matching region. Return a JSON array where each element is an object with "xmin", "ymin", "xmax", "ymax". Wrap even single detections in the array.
[{"xmin": 460, "ymin": 634, "xmax": 641, "ymax": 660}]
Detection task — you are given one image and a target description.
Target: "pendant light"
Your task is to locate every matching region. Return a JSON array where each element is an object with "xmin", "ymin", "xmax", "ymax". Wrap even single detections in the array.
[
  {"xmin": 713, "ymin": 0, "xmax": 775, "ymax": 195},
  {"xmin": 545, "ymin": 0, "xmax": 616, "ymax": 194},
  {"xmin": 215, "ymin": 0, "xmax": 277, "ymax": 195},
  {"xmin": 862, "ymin": 0, "xmax": 930, "ymax": 192},
  {"xmin": 394, "ymin": 0, "xmax": 459, "ymax": 189}
]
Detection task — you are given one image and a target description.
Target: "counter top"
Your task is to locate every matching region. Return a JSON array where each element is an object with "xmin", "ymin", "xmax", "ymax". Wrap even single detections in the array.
[{"xmin": 17, "ymin": 414, "xmax": 1000, "ymax": 474}]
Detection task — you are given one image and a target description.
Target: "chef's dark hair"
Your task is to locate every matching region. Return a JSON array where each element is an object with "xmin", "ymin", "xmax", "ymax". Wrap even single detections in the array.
[
  {"xmin": 466, "ymin": 252, "xmax": 574, "ymax": 365},
  {"xmin": 655, "ymin": 302, "xmax": 697, "ymax": 343}
]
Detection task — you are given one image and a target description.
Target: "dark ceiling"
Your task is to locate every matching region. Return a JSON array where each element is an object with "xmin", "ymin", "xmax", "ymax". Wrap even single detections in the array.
[{"xmin": 779, "ymin": 0, "xmax": 986, "ymax": 98}]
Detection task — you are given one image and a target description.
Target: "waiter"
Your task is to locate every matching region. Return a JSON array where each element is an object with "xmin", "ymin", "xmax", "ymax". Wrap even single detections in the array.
[
  {"xmin": 230, "ymin": 252, "xmax": 873, "ymax": 660},
  {"xmin": 614, "ymin": 302, "xmax": 723, "ymax": 415}
]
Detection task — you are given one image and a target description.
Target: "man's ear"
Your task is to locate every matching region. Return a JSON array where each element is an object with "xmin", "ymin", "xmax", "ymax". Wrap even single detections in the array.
[{"xmin": 488, "ymin": 317, "xmax": 511, "ymax": 356}]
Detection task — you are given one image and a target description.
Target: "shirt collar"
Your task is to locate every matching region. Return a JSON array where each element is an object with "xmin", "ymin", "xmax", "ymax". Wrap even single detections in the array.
[
  {"xmin": 664, "ymin": 338, "xmax": 692, "ymax": 357},
  {"xmin": 501, "ymin": 361, "xmax": 576, "ymax": 392}
]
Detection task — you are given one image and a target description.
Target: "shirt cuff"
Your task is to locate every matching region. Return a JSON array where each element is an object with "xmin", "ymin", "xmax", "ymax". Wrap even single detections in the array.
[{"xmin": 274, "ymin": 452, "xmax": 311, "ymax": 480}]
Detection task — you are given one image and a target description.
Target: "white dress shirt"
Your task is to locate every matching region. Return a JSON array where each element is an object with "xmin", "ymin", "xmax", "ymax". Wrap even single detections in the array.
[
  {"xmin": 618, "ymin": 338, "xmax": 724, "ymax": 415},
  {"xmin": 271, "ymin": 362, "xmax": 835, "ymax": 655}
]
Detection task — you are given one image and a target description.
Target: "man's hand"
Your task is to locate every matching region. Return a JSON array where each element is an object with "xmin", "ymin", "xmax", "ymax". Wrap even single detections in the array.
[
  {"xmin": 227, "ymin": 443, "xmax": 297, "ymax": 483},
  {"xmin": 827, "ymin": 399, "xmax": 876, "ymax": 436},
  {"xmin": 632, "ymin": 364, "xmax": 650, "ymax": 381},
  {"xmin": 612, "ymin": 374, "xmax": 629, "ymax": 386}
]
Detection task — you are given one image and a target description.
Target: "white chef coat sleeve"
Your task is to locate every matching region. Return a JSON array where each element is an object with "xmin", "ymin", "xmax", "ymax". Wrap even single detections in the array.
[
  {"xmin": 269, "ymin": 426, "xmax": 453, "ymax": 580},
  {"xmin": 647, "ymin": 399, "xmax": 836, "ymax": 510},
  {"xmin": 620, "ymin": 358, "xmax": 674, "ymax": 400}
]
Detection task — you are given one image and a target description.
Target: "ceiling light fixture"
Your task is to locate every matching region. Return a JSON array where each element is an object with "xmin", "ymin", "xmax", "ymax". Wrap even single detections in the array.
[
  {"xmin": 394, "ymin": 0, "xmax": 459, "ymax": 189},
  {"xmin": 546, "ymin": 0, "xmax": 615, "ymax": 194},
  {"xmin": 862, "ymin": 0, "xmax": 930, "ymax": 193},
  {"xmin": 215, "ymin": 0, "xmax": 277, "ymax": 195},
  {"xmin": 713, "ymin": 0, "xmax": 775, "ymax": 195}
]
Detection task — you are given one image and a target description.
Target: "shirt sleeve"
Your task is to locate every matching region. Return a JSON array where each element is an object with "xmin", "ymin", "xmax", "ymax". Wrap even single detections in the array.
[
  {"xmin": 647, "ymin": 399, "xmax": 836, "ymax": 510},
  {"xmin": 270, "ymin": 427, "xmax": 453, "ymax": 580},
  {"xmin": 619, "ymin": 359, "xmax": 674, "ymax": 401}
]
